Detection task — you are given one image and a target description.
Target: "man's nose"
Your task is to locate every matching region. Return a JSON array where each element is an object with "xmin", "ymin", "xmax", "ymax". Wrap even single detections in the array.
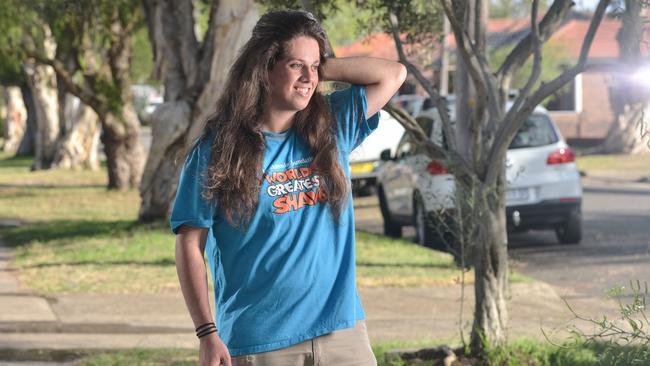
[{"xmin": 300, "ymin": 66, "xmax": 316, "ymax": 81}]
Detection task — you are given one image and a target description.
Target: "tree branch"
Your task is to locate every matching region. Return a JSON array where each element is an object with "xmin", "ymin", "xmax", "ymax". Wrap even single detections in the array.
[
  {"xmin": 192, "ymin": 0, "xmax": 220, "ymax": 102},
  {"xmin": 495, "ymin": 0, "xmax": 573, "ymax": 97},
  {"xmin": 440, "ymin": 0, "xmax": 489, "ymax": 104},
  {"xmin": 387, "ymin": 12, "xmax": 458, "ymax": 154},
  {"xmin": 142, "ymin": 0, "xmax": 162, "ymax": 80},
  {"xmin": 384, "ymin": 104, "xmax": 447, "ymax": 161},
  {"xmin": 441, "ymin": 0, "xmax": 501, "ymax": 165},
  {"xmin": 143, "ymin": 0, "xmax": 200, "ymax": 101},
  {"xmin": 27, "ymin": 52, "xmax": 101, "ymax": 111},
  {"xmin": 384, "ymin": 104, "xmax": 474, "ymax": 176},
  {"xmin": 496, "ymin": 0, "xmax": 544, "ymax": 140},
  {"xmin": 485, "ymin": 0, "xmax": 610, "ymax": 185}
]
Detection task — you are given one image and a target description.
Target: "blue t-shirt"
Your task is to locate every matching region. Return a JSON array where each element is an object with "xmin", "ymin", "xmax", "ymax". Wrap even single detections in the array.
[{"xmin": 170, "ymin": 85, "xmax": 379, "ymax": 356}]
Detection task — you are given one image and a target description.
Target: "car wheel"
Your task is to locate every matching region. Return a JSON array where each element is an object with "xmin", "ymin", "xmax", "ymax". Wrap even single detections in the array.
[
  {"xmin": 413, "ymin": 192, "xmax": 446, "ymax": 250},
  {"xmin": 378, "ymin": 186, "xmax": 402, "ymax": 238},
  {"xmin": 555, "ymin": 209, "xmax": 582, "ymax": 245}
]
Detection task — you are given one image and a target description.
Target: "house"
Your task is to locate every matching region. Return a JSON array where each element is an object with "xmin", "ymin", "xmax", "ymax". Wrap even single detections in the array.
[{"xmin": 335, "ymin": 12, "xmax": 650, "ymax": 146}]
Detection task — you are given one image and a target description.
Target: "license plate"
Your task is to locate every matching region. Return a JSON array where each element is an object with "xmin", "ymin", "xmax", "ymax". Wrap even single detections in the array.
[
  {"xmin": 351, "ymin": 162, "xmax": 375, "ymax": 174},
  {"xmin": 506, "ymin": 188, "xmax": 529, "ymax": 202}
]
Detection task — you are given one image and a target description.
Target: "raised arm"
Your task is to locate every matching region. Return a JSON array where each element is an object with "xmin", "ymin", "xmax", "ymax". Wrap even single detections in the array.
[{"xmin": 322, "ymin": 57, "xmax": 407, "ymax": 116}]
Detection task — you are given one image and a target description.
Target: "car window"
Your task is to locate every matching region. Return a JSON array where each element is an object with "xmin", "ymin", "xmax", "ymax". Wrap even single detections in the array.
[
  {"xmin": 416, "ymin": 114, "xmax": 448, "ymax": 150},
  {"xmin": 415, "ymin": 116, "xmax": 434, "ymax": 137},
  {"xmin": 395, "ymin": 133, "xmax": 414, "ymax": 159},
  {"xmin": 509, "ymin": 114, "xmax": 559, "ymax": 149}
]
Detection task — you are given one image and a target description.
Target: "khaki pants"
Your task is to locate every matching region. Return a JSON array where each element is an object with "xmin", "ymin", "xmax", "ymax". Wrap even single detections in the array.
[{"xmin": 232, "ymin": 320, "xmax": 377, "ymax": 366}]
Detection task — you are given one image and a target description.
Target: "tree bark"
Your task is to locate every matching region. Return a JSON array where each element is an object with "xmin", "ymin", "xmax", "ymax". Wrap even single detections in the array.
[
  {"xmin": 51, "ymin": 96, "xmax": 101, "ymax": 170},
  {"xmin": 601, "ymin": 101, "xmax": 650, "ymax": 154},
  {"xmin": 102, "ymin": 101, "xmax": 145, "ymax": 189},
  {"xmin": 23, "ymin": 58, "xmax": 59, "ymax": 169},
  {"xmin": 21, "ymin": 24, "xmax": 60, "ymax": 169},
  {"xmin": 469, "ymin": 174, "xmax": 509, "ymax": 353},
  {"xmin": 138, "ymin": 0, "xmax": 258, "ymax": 221},
  {"xmin": 601, "ymin": 1, "xmax": 649, "ymax": 154},
  {"xmin": 2, "ymin": 86, "xmax": 28, "ymax": 154},
  {"xmin": 17, "ymin": 85, "xmax": 36, "ymax": 155}
]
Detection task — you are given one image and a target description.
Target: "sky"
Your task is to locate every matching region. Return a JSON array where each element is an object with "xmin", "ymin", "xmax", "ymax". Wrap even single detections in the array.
[{"xmin": 573, "ymin": 0, "xmax": 602, "ymax": 10}]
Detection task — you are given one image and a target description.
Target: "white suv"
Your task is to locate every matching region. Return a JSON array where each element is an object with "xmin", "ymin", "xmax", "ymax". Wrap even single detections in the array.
[{"xmin": 376, "ymin": 103, "xmax": 583, "ymax": 249}]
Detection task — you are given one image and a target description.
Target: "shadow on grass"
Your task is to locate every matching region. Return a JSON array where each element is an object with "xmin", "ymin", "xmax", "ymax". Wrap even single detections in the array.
[
  {"xmin": 0, "ymin": 219, "xmax": 169, "ymax": 247},
  {"xmin": 0, "ymin": 154, "xmax": 33, "ymax": 169},
  {"xmin": 357, "ymin": 261, "xmax": 455, "ymax": 269},
  {"xmin": 20, "ymin": 258, "xmax": 176, "ymax": 268},
  {"xmin": 0, "ymin": 183, "xmax": 107, "ymax": 189},
  {"xmin": 0, "ymin": 190, "xmax": 41, "ymax": 199}
]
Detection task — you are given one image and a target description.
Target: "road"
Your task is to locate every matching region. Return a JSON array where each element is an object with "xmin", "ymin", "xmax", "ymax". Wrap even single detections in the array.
[
  {"xmin": 353, "ymin": 179, "xmax": 650, "ymax": 314},
  {"xmin": 508, "ymin": 180, "xmax": 650, "ymax": 300}
]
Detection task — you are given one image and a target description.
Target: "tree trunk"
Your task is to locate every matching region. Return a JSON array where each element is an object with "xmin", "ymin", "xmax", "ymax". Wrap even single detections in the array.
[
  {"xmin": 102, "ymin": 101, "xmax": 145, "ymax": 189},
  {"xmin": 51, "ymin": 96, "xmax": 101, "ymax": 170},
  {"xmin": 16, "ymin": 85, "xmax": 36, "ymax": 155},
  {"xmin": 138, "ymin": 0, "xmax": 258, "ymax": 221},
  {"xmin": 2, "ymin": 86, "xmax": 28, "ymax": 154},
  {"xmin": 23, "ymin": 59, "xmax": 59, "ymax": 169},
  {"xmin": 600, "ymin": 1, "xmax": 648, "ymax": 154},
  {"xmin": 601, "ymin": 101, "xmax": 650, "ymax": 154},
  {"xmin": 469, "ymin": 175, "xmax": 509, "ymax": 354}
]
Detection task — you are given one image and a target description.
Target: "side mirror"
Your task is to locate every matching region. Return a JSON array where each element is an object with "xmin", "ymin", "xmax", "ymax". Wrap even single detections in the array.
[{"xmin": 380, "ymin": 149, "xmax": 392, "ymax": 161}]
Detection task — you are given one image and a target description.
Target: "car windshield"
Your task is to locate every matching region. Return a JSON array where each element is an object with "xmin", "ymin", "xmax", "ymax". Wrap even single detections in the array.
[{"xmin": 509, "ymin": 114, "xmax": 558, "ymax": 149}]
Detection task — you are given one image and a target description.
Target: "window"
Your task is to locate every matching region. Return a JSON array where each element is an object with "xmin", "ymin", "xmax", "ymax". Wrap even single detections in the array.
[
  {"xmin": 545, "ymin": 73, "xmax": 582, "ymax": 112},
  {"xmin": 395, "ymin": 133, "xmax": 414, "ymax": 159},
  {"xmin": 509, "ymin": 114, "xmax": 559, "ymax": 149}
]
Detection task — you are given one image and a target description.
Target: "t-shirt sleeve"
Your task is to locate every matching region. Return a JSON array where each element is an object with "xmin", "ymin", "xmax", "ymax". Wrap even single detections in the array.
[
  {"xmin": 326, "ymin": 84, "xmax": 380, "ymax": 154},
  {"xmin": 169, "ymin": 137, "xmax": 216, "ymax": 234}
]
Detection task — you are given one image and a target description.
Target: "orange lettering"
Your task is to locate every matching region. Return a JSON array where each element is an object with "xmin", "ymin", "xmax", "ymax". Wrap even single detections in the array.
[
  {"xmin": 298, "ymin": 191, "xmax": 313, "ymax": 206},
  {"xmin": 273, "ymin": 196, "xmax": 289, "ymax": 214}
]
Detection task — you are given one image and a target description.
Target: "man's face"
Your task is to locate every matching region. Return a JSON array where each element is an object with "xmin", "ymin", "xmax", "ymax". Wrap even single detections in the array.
[{"xmin": 268, "ymin": 36, "xmax": 320, "ymax": 113}]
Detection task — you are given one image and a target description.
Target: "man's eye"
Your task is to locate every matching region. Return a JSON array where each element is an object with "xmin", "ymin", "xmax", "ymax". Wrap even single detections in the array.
[{"xmin": 290, "ymin": 63, "xmax": 303, "ymax": 69}]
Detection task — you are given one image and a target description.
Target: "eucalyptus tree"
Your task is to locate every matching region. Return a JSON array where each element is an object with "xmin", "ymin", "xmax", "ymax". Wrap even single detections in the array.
[
  {"xmin": 0, "ymin": 0, "xmax": 145, "ymax": 188},
  {"xmin": 138, "ymin": 0, "xmax": 258, "ymax": 221}
]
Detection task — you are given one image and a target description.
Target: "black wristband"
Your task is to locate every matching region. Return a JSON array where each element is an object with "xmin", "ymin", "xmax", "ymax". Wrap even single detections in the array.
[
  {"xmin": 197, "ymin": 327, "xmax": 218, "ymax": 339},
  {"xmin": 195, "ymin": 322, "xmax": 215, "ymax": 333}
]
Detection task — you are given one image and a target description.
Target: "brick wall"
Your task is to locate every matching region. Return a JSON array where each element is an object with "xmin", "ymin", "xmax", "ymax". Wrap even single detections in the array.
[
  {"xmin": 578, "ymin": 71, "xmax": 615, "ymax": 139},
  {"xmin": 548, "ymin": 71, "xmax": 615, "ymax": 141}
]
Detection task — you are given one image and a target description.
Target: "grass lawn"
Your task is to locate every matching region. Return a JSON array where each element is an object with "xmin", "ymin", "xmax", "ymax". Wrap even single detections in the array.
[
  {"xmin": 12, "ymin": 338, "xmax": 647, "ymax": 365},
  {"xmin": 576, "ymin": 153, "xmax": 650, "ymax": 177},
  {"xmin": 0, "ymin": 153, "xmax": 529, "ymax": 294}
]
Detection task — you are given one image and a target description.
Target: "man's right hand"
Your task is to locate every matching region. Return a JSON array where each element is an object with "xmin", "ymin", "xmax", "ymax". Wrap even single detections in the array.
[{"xmin": 200, "ymin": 332, "xmax": 231, "ymax": 366}]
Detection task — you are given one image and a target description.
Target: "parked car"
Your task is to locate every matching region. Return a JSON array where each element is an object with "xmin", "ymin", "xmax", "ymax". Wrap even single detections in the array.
[
  {"xmin": 376, "ymin": 103, "xmax": 583, "ymax": 249},
  {"xmin": 349, "ymin": 110, "xmax": 405, "ymax": 195}
]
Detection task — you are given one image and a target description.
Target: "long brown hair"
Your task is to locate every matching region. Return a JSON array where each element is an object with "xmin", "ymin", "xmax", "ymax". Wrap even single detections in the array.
[{"xmin": 200, "ymin": 10, "xmax": 348, "ymax": 227}]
